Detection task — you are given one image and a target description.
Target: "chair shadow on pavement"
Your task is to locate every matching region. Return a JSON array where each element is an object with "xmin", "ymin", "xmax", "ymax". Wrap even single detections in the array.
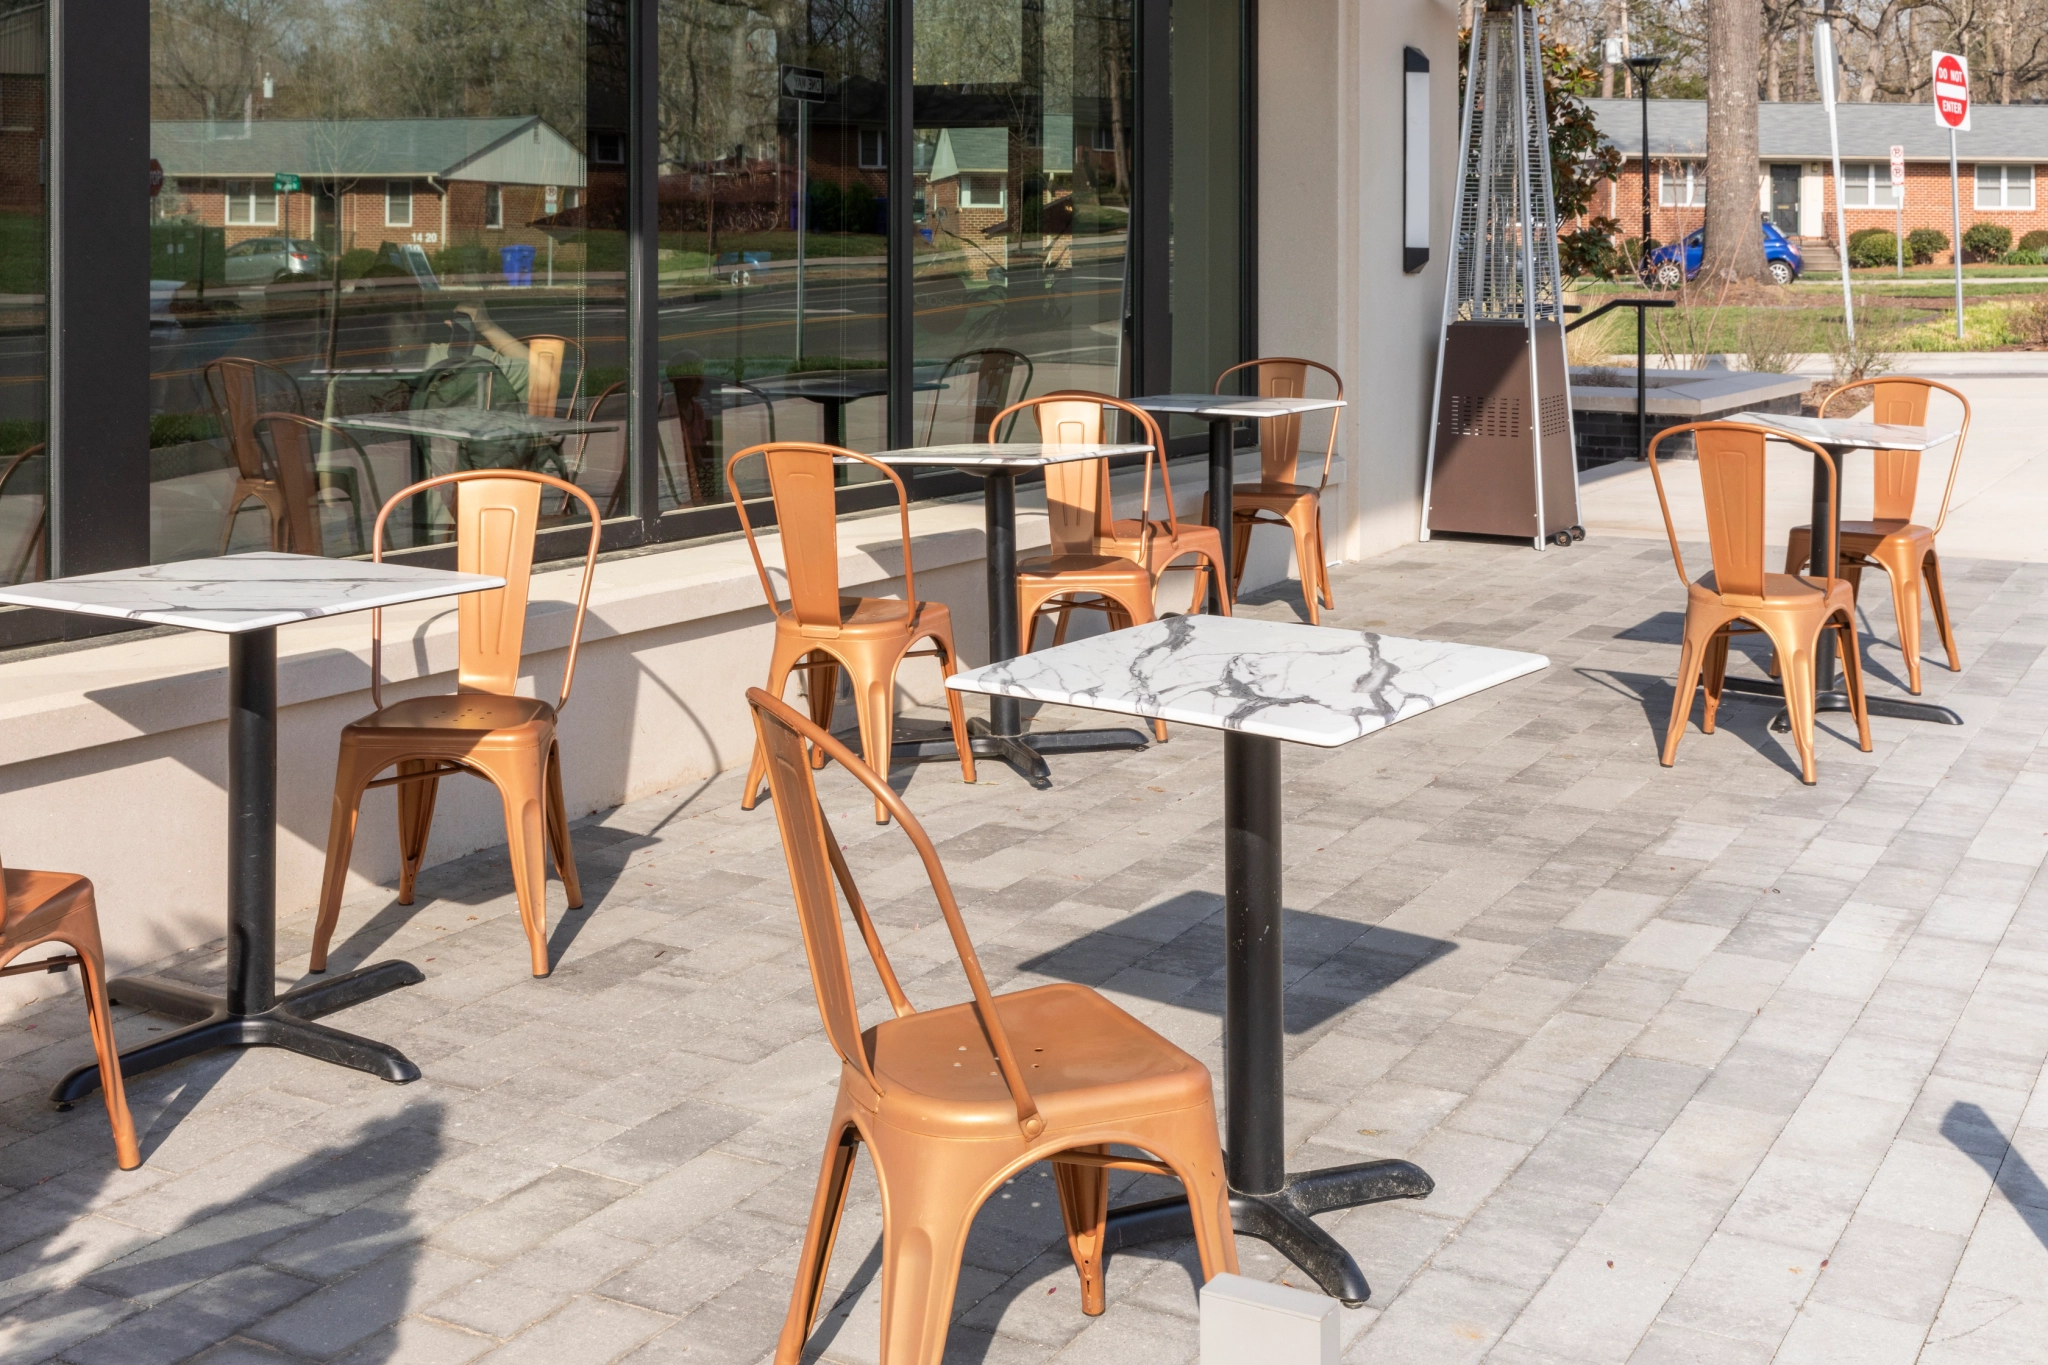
[
  {"xmin": 787, "ymin": 894, "xmax": 1454, "ymax": 1364},
  {"xmin": 1943, "ymin": 1101, "xmax": 2048, "ymax": 1252}
]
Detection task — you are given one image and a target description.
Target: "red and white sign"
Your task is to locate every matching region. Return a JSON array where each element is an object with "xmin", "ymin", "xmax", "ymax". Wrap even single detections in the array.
[
  {"xmin": 148, "ymin": 158, "xmax": 163, "ymax": 198},
  {"xmin": 1933, "ymin": 51, "xmax": 1971, "ymax": 131},
  {"xmin": 1890, "ymin": 145, "xmax": 1906, "ymax": 187}
]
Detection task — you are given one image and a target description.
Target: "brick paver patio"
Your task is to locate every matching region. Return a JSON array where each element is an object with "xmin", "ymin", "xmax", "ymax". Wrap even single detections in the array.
[{"xmin": 3, "ymin": 530, "xmax": 2045, "ymax": 1365}]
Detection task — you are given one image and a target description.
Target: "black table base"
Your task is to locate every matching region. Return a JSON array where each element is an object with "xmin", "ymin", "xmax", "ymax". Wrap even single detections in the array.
[
  {"xmin": 893, "ymin": 716, "xmax": 1153, "ymax": 788},
  {"xmin": 1099, "ymin": 730, "xmax": 1433, "ymax": 1304},
  {"xmin": 47, "ymin": 628, "xmax": 424, "ymax": 1110},
  {"xmin": 1717, "ymin": 675, "xmax": 1963, "ymax": 729}
]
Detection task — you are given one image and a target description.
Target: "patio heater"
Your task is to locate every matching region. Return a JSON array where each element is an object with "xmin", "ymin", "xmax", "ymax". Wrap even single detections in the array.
[{"xmin": 1420, "ymin": 0, "xmax": 1581, "ymax": 550}]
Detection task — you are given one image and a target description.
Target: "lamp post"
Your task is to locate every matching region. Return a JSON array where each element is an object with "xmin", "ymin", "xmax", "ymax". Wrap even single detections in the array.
[{"xmin": 1627, "ymin": 53, "xmax": 1664, "ymax": 278}]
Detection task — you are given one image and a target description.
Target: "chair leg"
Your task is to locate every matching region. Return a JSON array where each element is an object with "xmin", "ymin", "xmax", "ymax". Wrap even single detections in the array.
[
  {"xmin": 1161, "ymin": 1140, "xmax": 1240, "ymax": 1283},
  {"xmin": 1053, "ymin": 1147, "xmax": 1110, "ymax": 1316},
  {"xmin": 934, "ymin": 631, "xmax": 978, "ymax": 787},
  {"xmin": 776, "ymin": 1119, "xmax": 863, "ymax": 1365},
  {"xmin": 1925, "ymin": 549, "xmax": 1962, "ymax": 673},
  {"xmin": 1229, "ymin": 521, "xmax": 1253, "ymax": 600},
  {"xmin": 1701, "ymin": 629, "xmax": 1730, "ymax": 734},
  {"xmin": 311, "ymin": 743, "xmax": 382, "ymax": 973},
  {"xmin": 1287, "ymin": 507, "xmax": 1321, "ymax": 625},
  {"xmin": 1312, "ymin": 511, "xmax": 1334, "ymax": 610},
  {"xmin": 543, "ymin": 742, "xmax": 582, "ymax": 909},
  {"xmin": 858, "ymin": 670, "xmax": 897, "ymax": 825},
  {"xmin": 1867, "ymin": 551, "xmax": 1924, "ymax": 695},
  {"xmin": 1662, "ymin": 623, "xmax": 1710, "ymax": 768},
  {"xmin": 472, "ymin": 751, "xmax": 554, "ymax": 977},
  {"xmin": 874, "ymin": 1155, "xmax": 985, "ymax": 1365},
  {"xmin": 805, "ymin": 655, "xmax": 841, "ymax": 770},
  {"xmin": 744, "ymin": 638, "xmax": 813, "ymax": 810},
  {"xmin": 1835, "ymin": 614, "xmax": 1874, "ymax": 752},
  {"xmin": 394, "ymin": 760, "xmax": 442, "ymax": 907},
  {"xmin": 1759, "ymin": 619, "xmax": 1821, "ymax": 785},
  {"xmin": 70, "ymin": 925, "xmax": 140, "ymax": 1170}
]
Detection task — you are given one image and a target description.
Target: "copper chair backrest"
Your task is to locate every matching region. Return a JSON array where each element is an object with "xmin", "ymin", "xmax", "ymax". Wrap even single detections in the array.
[
  {"xmin": 989, "ymin": 392, "xmax": 1166, "ymax": 557},
  {"xmin": 727, "ymin": 443, "xmax": 917, "ymax": 638},
  {"xmin": 203, "ymin": 357, "xmax": 305, "ymax": 482},
  {"xmin": 1647, "ymin": 421, "xmax": 1839, "ymax": 600},
  {"xmin": 747, "ymin": 685, "xmax": 1044, "ymax": 1137},
  {"xmin": 1821, "ymin": 376, "xmax": 1971, "ymax": 531},
  {"xmin": 926, "ymin": 347, "xmax": 1034, "ymax": 445},
  {"xmin": 0, "ymin": 443, "xmax": 47, "ymax": 584},
  {"xmin": 1213, "ymin": 356, "xmax": 1344, "ymax": 489},
  {"xmin": 368, "ymin": 469, "xmax": 603, "ymax": 711},
  {"xmin": 249, "ymin": 413, "xmax": 338, "ymax": 555}
]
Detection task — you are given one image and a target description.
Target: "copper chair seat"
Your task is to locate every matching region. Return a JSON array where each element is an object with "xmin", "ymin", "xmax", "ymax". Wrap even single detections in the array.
[
  {"xmin": 815, "ymin": 596, "xmax": 946, "ymax": 632},
  {"xmin": 1689, "ymin": 571, "xmax": 1857, "ymax": 613},
  {"xmin": 1018, "ymin": 551, "xmax": 1154, "ymax": 585},
  {"xmin": 345, "ymin": 693, "xmax": 556, "ymax": 736},
  {"xmin": 1231, "ymin": 479, "xmax": 1318, "ymax": 506},
  {"xmin": 866, "ymin": 982, "xmax": 1216, "ymax": 1138}
]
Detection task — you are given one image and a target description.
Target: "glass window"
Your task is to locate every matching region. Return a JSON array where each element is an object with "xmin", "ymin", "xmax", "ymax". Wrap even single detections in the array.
[
  {"xmin": 857, "ymin": 127, "xmax": 885, "ymax": 170},
  {"xmin": 1976, "ymin": 164, "xmax": 2035, "ymax": 210},
  {"xmin": 0, "ymin": 0, "xmax": 45, "ymax": 586},
  {"xmin": 149, "ymin": 0, "xmax": 623, "ymax": 563},
  {"xmin": 913, "ymin": 0, "xmax": 1136, "ymax": 444},
  {"xmin": 1658, "ymin": 163, "xmax": 1704, "ymax": 208},
  {"xmin": 657, "ymin": 0, "xmax": 889, "ymax": 509},
  {"xmin": 1171, "ymin": 0, "xmax": 1242, "ymax": 395},
  {"xmin": 1842, "ymin": 163, "xmax": 1900, "ymax": 208}
]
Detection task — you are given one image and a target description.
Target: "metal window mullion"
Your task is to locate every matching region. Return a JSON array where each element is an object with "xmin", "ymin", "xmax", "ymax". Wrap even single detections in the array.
[
  {"xmin": 1238, "ymin": 0, "xmax": 1258, "ymax": 375},
  {"xmin": 628, "ymin": 0, "xmax": 660, "ymax": 533},
  {"xmin": 887, "ymin": 0, "xmax": 913, "ymax": 451},
  {"xmin": 1134, "ymin": 0, "xmax": 1170, "ymax": 399}
]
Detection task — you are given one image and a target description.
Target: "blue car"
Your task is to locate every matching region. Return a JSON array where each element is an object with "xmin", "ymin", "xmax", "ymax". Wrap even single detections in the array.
[{"xmin": 1647, "ymin": 219, "xmax": 1802, "ymax": 287}]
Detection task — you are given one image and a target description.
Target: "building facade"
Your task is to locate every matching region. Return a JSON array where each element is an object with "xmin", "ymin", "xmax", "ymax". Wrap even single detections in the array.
[{"xmin": 1584, "ymin": 98, "xmax": 2048, "ymax": 261}]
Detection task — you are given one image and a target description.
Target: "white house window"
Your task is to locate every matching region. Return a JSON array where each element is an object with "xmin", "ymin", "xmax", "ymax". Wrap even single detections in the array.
[
  {"xmin": 1657, "ymin": 162, "xmax": 1705, "ymax": 207},
  {"xmin": 961, "ymin": 174, "xmax": 1006, "ymax": 209},
  {"xmin": 1975, "ymin": 164, "xmax": 2036, "ymax": 211},
  {"xmin": 385, "ymin": 180, "xmax": 413, "ymax": 227},
  {"xmin": 223, "ymin": 180, "xmax": 278, "ymax": 226},
  {"xmin": 484, "ymin": 184, "xmax": 502, "ymax": 229},
  {"xmin": 857, "ymin": 128, "xmax": 885, "ymax": 169},
  {"xmin": 1841, "ymin": 163, "xmax": 1902, "ymax": 208}
]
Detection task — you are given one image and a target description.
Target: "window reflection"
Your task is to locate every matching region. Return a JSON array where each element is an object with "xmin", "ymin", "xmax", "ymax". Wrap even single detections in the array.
[
  {"xmin": 657, "ymin": 0, "xmax": 888, "ymax": 509},
  {"xmin": 912, "ymin": 0, "xmax": 1133, "ymax": 441},
  {"xmin": 148, "ymin": 0, "xmax": 623, "ymax": 560},
  {"xmin": 0, "ymin": 0, "xmax": 45, "ymax": 584}
]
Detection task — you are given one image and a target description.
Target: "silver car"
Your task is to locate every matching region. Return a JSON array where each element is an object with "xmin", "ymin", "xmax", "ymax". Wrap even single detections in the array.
[{"xmin": 222, "ymin": 237, "xmax": 328, "ymax": 285}]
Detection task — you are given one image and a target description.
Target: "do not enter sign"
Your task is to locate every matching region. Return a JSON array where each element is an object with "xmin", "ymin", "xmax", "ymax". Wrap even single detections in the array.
[{"xmin": 1933, "ymin": 51, "xmax": 1971, "ymax": 130}]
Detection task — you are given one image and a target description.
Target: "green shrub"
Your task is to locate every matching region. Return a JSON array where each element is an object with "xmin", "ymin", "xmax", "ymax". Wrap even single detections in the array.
[
  {"xmin": 1848, "ymin": 230, "xmax": 1899, "ymax": 269},
  {"xmin": 2003, "ymin": 249, "xmax": 2046, "ymax": 267},
  {"xmin": 1906, "ymin": 227, "xmax": 1949, "ymax": 263},
  {"xmin": 2020, "ymin": 230, "xmax": 2048, "ymax": 254},
  {"xmin": 431, "ymin": 243, "xmax": 495, "ymax": 278},
  {"xmin": 1963, "ymin": 222, "xmax": 2014, "ymax": 259}
]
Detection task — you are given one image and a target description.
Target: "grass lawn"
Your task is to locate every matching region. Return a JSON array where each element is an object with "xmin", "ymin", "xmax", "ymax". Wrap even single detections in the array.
[
  {"xmin": 1571, "ymin": 294, "xmax": 2047, "ymax": 359},
  {"xmin": 657, "ymin": 230, "xmax": 887, "ymax": 262}
]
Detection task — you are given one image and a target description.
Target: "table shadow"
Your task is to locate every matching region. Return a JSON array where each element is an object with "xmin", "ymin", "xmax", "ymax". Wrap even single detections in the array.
[{"xmin": 1943, "ymin": 1101, "xmax": 2048, "ymax": 1253}]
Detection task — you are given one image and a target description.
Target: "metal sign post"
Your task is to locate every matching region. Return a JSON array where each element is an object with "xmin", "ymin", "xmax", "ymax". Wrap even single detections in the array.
[
  {"xmin": 781, "ymin": 65, "xmax": 827, "ymax": 365},
  {"xmin": 1933, "ymin": 51, "xmax": 1971, "ymax": 341},
  {"xmin": 1814, "ymin": 20, "xmax": 1853, "ymax": 340},
  {"xmin": 1890, "ymin": 145, "xmax": 1905, "ymax": 275}
]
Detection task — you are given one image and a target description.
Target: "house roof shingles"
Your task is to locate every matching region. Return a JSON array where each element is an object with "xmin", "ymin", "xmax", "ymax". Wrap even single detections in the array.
[
  {"xmin": 152, "ymin": 116, "xmax": 572, "ymax": 180},
  {"xmin": 1589, "ymin": 98, "xmax": 2048, "ymax": 162}
]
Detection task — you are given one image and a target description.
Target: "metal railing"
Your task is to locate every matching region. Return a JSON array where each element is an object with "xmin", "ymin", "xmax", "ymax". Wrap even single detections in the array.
[{"xmin": 1566, "ymin": 297, "xmax": 1678, "ymax": 461}]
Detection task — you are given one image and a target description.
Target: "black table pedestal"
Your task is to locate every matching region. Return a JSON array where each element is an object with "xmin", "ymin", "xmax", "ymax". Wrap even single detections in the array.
[
  {"xmin": 1100, "ymin": 730, "xmax": 1433, "ymax": 1305},
  {"xmin": 1206, "ymin": 418, "xmax": 1234, "ymax": 615},
  {"xmin": 1714, "ymin": 449, "xmax": 1960, "ymax": 730},
  {"xmin": 893, "ymin": 468, "xmax": 1151, "ymax": 785},
  {"xmin": 51, "ymin": 628, "xmax": 426, "ymax": 1108}
]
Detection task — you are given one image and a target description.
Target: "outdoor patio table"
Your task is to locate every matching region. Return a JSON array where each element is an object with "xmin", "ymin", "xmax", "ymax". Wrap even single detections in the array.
[
  {"xmin": 0, "ymin": 552, "xmax": 504, "ymax": 1107},
  {"xmin": 948, "ymin": 614, "xmax": 1547, "ymax": 1303},
  {"xmin": 1719, "ymin": 411, "xmax": 1962, "ymax": 728},
  {"xmin": 865, "ymin": 441, "xmax": 1158, "ymax": 784},
  {"xmin": 334, "ymin": 409, "xmax": 620, "ymax": 542},
  {"xmin": 743, "ymin": 370, "xmax": 938, "ymax": 449},
  {"xmin": 1130, "ymin": 394, "xmax": 1347, "ymax": 612}
]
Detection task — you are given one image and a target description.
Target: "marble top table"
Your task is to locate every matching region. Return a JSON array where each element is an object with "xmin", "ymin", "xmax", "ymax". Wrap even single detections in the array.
[
  {"xmin": 741, "ymin": 371, "xmax": 939, "ymax": 448},
  {"xmin": 1130, "ymin": 395, "xmax": 1347, "ymax": 612},
  {"xmin": 333, "ymin": 408, "xmax": 616, "ymax": 446},
  {"xmin": 1711, "ymin": 412, "xmax": 1963, "ymax": 729},
  {"xmin": 866, "ymin": 441, "xmax": 1158, "ymax": 784},
  {"xmin": 950, "ymin": 614, "xmax": 1546, "ymax": 1305},
  {"xmin": 0, "ymin": 553, "xmax": 506, "ymax": 1106}
]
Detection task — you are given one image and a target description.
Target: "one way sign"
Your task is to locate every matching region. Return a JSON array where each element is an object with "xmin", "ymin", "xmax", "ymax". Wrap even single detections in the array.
[{"xmin": 781, "ymin": 65, "xmax": 827, "ymax": 101}]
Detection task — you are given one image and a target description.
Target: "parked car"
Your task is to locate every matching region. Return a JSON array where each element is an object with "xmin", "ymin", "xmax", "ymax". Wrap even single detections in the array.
[
  {"xmin": 222, "ymin": 237, "xmax": 328, "ymax": 285},
  {"xmin": 1647, "ymin": 220, "xmax": 1802, "ymax": 287}
]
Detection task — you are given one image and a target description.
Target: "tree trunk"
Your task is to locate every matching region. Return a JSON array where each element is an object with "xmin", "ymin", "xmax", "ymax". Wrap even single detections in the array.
[
  {"xmin": 1795, "ymin": 24, "xmax": 1808, "ymax": 101},
  {"xmin": 1703, "ymin": 0, "xmax": 1767, "ymax": 282}
]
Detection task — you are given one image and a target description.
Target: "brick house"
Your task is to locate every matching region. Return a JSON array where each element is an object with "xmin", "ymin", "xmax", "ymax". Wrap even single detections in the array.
[
  {"xmin": 1583, "ymin": 98, "xmax": 2048, "ymax": 264},
  {"xmin": 0, "ymin": 1, "xmax": 45, "ymax": 217},
  {"xmin": 150, "ymin": 116, "xmax": 587, "ymax": 258}
]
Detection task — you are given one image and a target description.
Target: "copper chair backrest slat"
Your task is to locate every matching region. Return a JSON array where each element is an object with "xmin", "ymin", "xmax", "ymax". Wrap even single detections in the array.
[
  {"xmin": 250, "ymin": 413, "xmax": 327, "ymax": 556},
  {"xmin": 204, "ymin": 357, "xmax": 305, "ymax": 483},
  {"xmin": 1648, "ymin": 421, "xmax": 1837, "ymax": 600},
  {"xmin": 524, "ymin": 338, "xmax": 566, "ymax": 419},
  {"xmin": 726, "ymin": 443, "xmax": 916, "ymax": 638},
  {"xmin": 368, "ymin": 469, "xmax": 603, "ymax": 713},
  {"xmin": 1213, "ymin": 356, "xmax": 1344, "ymax": 490},
  {"xmin": 989, "ymin": 392, "xmax": 1167, "ymax": 558},
  {"xmin": 748, "ymin": 686, "xmax": 1045, "ymax": 1137}
]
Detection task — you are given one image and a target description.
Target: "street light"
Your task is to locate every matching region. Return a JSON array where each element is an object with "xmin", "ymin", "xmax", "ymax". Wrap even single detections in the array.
[{"xmin": 1627, "ymin": 53, "xmax": 1664, "ymax": 278}]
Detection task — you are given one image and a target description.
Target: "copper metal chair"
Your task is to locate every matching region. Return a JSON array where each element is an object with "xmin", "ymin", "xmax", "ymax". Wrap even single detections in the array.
[
  {"xmin": 1649, "ymin": 421, "xmax": 1872, "ymax": 785},
  {"xmin": 1206, "ymin": 358, "xmax": 1343, "ymax": 623},
  {"xmin": 0, "ymin": 855, "xmax": 139, "ymax": 1170},
  {"xmin": 518, "ymin": 334, "xmax": 585, "ymax": 418},
  {"xmin": 1782, "ymin": 376, "xmax": 1968, "ymax": 695},
  {"xmin": 311, "ymin": 470, "xmax": 603, "ymax": 979},
  {"xmin": 251, "ymin": 413, "xmax": 386, "ymax": 556},
  {"xmin": 0, "ymin": 442, "xmax": 47, "ymax": 583},
  {"xmin": 991, "ymin": 394, "xmax": 1166, "ymax": 652},
  {"xmin": 205, "ymin": 356, "xmax": 308, "ymax": 552},
  {"xmin": 732, "ymin": 443, "xmax": 976, "ymax": 825},
  {"xmin": 922, "ymin": 347, "xmax": 1033, "ymax": 445},
  {"xmin": 747, "ymin": 688, "xmax": 1236, "ymax": 1365}
]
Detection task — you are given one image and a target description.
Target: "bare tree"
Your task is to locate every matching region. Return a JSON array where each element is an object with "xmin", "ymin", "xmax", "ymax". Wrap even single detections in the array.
[{"xmin": 1703, "ymin": 0, "xmax": 1767, "ymax": 281}]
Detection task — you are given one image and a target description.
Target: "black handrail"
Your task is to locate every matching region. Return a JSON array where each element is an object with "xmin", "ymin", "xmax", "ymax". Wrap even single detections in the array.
[{"xmin": 1567, "ymin": 297, "xmax": 1678, "ymax": 462}]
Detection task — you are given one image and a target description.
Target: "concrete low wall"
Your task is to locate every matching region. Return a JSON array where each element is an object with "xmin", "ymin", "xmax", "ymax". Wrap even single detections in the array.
[{"xmin": 0, "ymin": 453, "xmax": 1337, "ymax": 1012}]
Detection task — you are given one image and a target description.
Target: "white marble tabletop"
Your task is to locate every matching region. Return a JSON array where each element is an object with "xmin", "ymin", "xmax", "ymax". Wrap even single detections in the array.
[
  {"xmin": 1724, "ymin": 411, "xmax": 1959, "ymax": 452},
  {"xmin": 1131, "ymin": 394, "xmax": 1346, "ymax": 421},
  {"xmin": 867, "ymin": 442, "xmax": 1153, "ymax": 469},
  {"xmin": 947, "ymin": 615, "xmax": 1547, "ymax": 747},
  {"xmin": 0, "ymin": 552, "xmax": 506, "ymax": 634},
  {"xmin": 333, "ymin": 410, "xmax": 618, "ymax": 441}
]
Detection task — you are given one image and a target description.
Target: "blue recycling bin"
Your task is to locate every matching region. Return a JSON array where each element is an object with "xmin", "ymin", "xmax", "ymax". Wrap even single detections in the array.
[{"xmin": 499, "ymin": 244, "xmax": 536, "ymax": 287}]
